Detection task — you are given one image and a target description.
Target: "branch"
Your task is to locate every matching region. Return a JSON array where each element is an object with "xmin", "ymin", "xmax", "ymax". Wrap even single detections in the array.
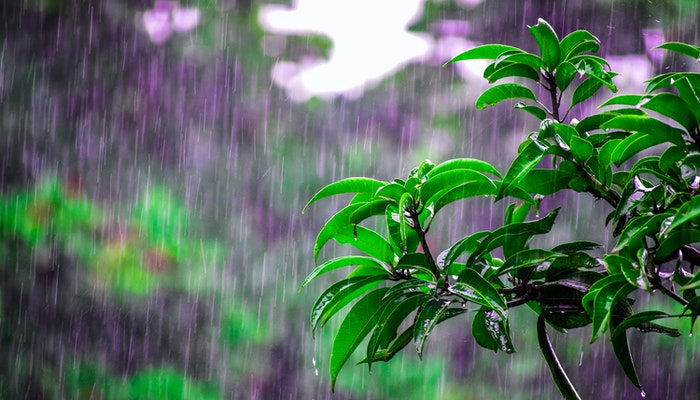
[{"xmin": 409, "ymin": 211, "xmax": 441, "ymax": 282}]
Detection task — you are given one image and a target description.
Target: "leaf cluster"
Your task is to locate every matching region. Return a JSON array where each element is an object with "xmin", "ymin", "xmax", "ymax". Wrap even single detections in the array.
[{"xmin": 303, "ymin": 19, "xmax": 700, "ymax": 397}]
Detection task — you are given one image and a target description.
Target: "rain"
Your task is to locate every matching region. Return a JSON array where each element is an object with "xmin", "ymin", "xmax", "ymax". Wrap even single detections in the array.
[{"xmin": 1, "ymin": 1, "xmax": 699, "ymax": 399}]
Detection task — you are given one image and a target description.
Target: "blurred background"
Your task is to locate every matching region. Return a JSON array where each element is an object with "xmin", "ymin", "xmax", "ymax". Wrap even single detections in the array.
[{"xmin": 1, "ymin": 1, "xmax": 699, "ymax": 399}]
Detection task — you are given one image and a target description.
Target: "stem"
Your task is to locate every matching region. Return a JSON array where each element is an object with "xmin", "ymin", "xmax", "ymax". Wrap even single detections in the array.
[
  {"xmin": 650, "ymin": 277, "xmax": 688, "ymax": 306},
  {"xmin": 545, "ymin": 72, "xmax": 561, "ymax": 122},
  {"xmin": 577, "ymin": 162, "xmax": 620, "ymax": 208},
  {"xmin": 409, "ymin": 211, "xmax": 441, "ymax": 282},
  {"xmin": 506, "ymin": 295, "xmax": 532, "ymax": 308},
  {"xmin": 643, "ymin": 242, "xmax": 689, "ymax": 307}
]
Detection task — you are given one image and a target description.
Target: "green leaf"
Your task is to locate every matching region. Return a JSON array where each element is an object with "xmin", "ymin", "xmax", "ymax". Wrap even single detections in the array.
[
  {"xmin": 419, "ymin": 170, "xmax": 494, "ymax": 205},
  {"xmin": 528, "ymin": 18, "xmax": 561, "ymax": 70},
  {"xmin": 659, "ymin": 145, "xmax": 687, "ymax": 173},
  {"xmin": 610, "ymin": 317, "xmax": 644, "ymax": 394},
  {"xmin": 574, "ymin": 57, "xmax": 617, "ymax": 91},
  {"xmin": 582, "ymin": 274, "xmax": 635, "ymax": 342},
  {"xmin": 673, "ymin": 77, "xmax": 700, "ymax": 125},
  {"xmin": 367, "ymin": 291, "xmax": 430, "ymax": 366},
  {"xmin": 571, "ymin": 77, "xmax": 604, "ymax": 108},
  {"xmin": 518, "ymin": 169, "xmax": 574, "ymax": 195},
  {"xmin": 537, "ymin": 315, "xmax": 582, "ymax": 400},
  {"xmin": 424, "ymin": 181, "xmax": 499, "ymax": 225},
  {"xmin": 554, "ymin": 61, "xmax": 577, "ymax": 92},
  {"xmin": 314, "ymin": 203, "xmax": 364, "ymax": 262},
  {"xmin": 682, "ymin": 297, "xmax": 700, "ymax": 334},
  {"xmin": 496, "ymin": 51, "xmax": 544, "ymax": 71},
  {"xmin": 300, "ymin": 256, "xmax": 388, "ymax": 292},
  {"xmin": 604, "ymin": 254, "xmax": 650, "ymax": 291},
  {"xmin": 611, "ymin": 310, "xmax": 680, "ymax": 339},
  {"xmin": 428, "ymin": 158, "xmax": 502, "ymax": 179},
  {"xmin": 514, "ymin": 102, "xmax": 548, "ymax": 120},
  {"xmin": 475, "ymin": 83, "xmax": 537, "ymax": 110},
  {"xmin": 413, "ymin": 298, "xmax": 453, "ymax": 358},
  {"xmin": 498, "ymin": 248, "xmax": 565, "ymax": 276},
  {"xmin": 311, "ymin": 275, "xmax": 389, "ymax": 336},
  {"xmin": 611, "ymin": 132, "xmax": 667, "ymax": 166},
  {"xmin": 443, "ymin": 44, "xmax": 522, "ymax": 66},
  {"xmin": 569, "ymin": 135, "xmax": 595, "ymax": 163},
  {"xmin": 496, "ymin": 139, "xmax": 547, "ymax": 201},
  {"xmin": 349, "ymin": 199, "xmax": 393, "ymax": 224},
  {"xmin": 335, "ymin": 225, "xmax": 397, "ymax": 265},
  {"xmin": 471, "ymin": 308, "xmax": 516, "ymax": 353},
  {"xmin": 444, "ymin": 230, "xmax": 491, "ymax": 268},
  {"xmin": 486, "ymin": 62, "xmax": 540, "ymax": 83},
  {"xmin": 330, "ymin": 287, "xmax": 390, "ymax": 391},
  {"xmin": 396, "ymin": 252, "xmax": 435, "ymax": 277},
  {"xmin": 663, "ymin": 196, "xmax": 700, "ymax": 235},
  {"xmin": 638, "ymin": 92, "xmax": 698, "ymax": 133},
  {"xmin": 449, "ymin": 268, "xmax": 508, "ymax": 318},
  {"xmin": 560, "ymin": 30, "xmax": 600, "ymax": 60},
  {"xmin": 612, "ymin": 213, "xmax": 672, "ymax": 253},
  {"xmin": 304, "ymin": 178, "xmax": 387, "ymax": 213},
  {"xmin": 375, "ymin": 182, "xmax": 406, "ymax": 203},
  {"xmin": 468, "ymin": 208, "xmax": 560, "ymax": 264},
  {"xmin": 551, "ymin": 240, "xmax": 602, "ymax": 252},
  {"xmin": 655, "ymin": 42, "xmax": 700, "ymax": 60},
  {"xmin": 679, "ymin": 266, "xmax": 700, "ymax": 291},
  {"xmin": 645, "ymin": 72, "xmax": 700, "ymax": 93},
  {"xmin": 602, "ymin": 115, "xmax": 687, "ymax": 147}
]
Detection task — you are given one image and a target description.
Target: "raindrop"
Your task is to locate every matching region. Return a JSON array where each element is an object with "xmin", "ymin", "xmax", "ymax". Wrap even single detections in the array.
[{"xmin": 641, "ymin": 390, "xmax": 647, "ymax": 397}]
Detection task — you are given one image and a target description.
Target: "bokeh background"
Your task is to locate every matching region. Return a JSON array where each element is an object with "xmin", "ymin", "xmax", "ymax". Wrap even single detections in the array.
[{"xmin": 1, "ymin": 1, "xmax": 699, "ymax": 399}]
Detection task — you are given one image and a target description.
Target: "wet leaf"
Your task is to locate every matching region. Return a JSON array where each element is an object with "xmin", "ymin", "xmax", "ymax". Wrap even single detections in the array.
[
  {"xmin": 419, "ymin": 169, "xmax": 494, "ymax": 205},
  {"xmin": 330, "ymin": 287, "xmax": 390, "ymax": 392},
  {"xmin": 467, "ymin": 208, "xmax": 560, "ymax": 263},
  {"xmin": 303, "ymin": 177, "xmax": 387, "ymax": 213},
  {"xmin": 335, "ymin": 225, "xmax": 397, "ymax": 265},
  {"xmin": 449, "ymin": 268, "xmax": 507, "ymax": 318},
  {"xmin": 514, "ymin": 102, "xmax": 548, "ymax": 120},
  {"xmin": 551, "ymin": 240, "xmax": 602, "ymax": 252},
  {"xmin": 537, "ymin": 315, "xmax": 582, "ymax": 399},
  {"xmin": 518, "ymin": 168, "xmax": 573, "ymax": 196},
  {"xmin": 582, "ymin": 274, "xmax": 635, "ymax": 342},
  {"xmin": 424, "ymin": 181, "xmax": 499, "ymax": 224},
  {"xmin": 655, "ymin": 42, "xmax": 700, "ymax": 60},
  {"xmin": 349, "ymin": 198, "xmax": 393, "ymax": 224},
  {"xmin": 472, "ymin": 308, "xmax": 516, "ymax": 353},
  {"xmin": 610, "ymin": 317, "xmax": 644, "ymax": 394},
  {"xmin": 571, "ymin": 77, "xmax": 604, "ymax": 108},
  {"xmin": 554, "ymin": 61, "xmax": 577, "ymax": 92},
  {"xmin": 610, "ymin": 132, "xmax": 667, "ymax": 166},
  {"xmin": 528, "ymin": 18, "xmax": 560, "ymax": 70},
  {"xmin": 475, "ymin": 83, "xmax": 537, "ymax": 110},
  {"xmin": 679, "ymin": 268, "xmax": 700, "ymax": 291},
  {"xmin": 497, "ymin": 139, "xmax": 547, "ymax": 200},
  {"xmin": 560, "ymin": 30, "xmax": 600, "ymax": 60},
  {"xmin": 663, "ymin": 196, "xmax": 700, "ymax": 235},
  {"xmin": 413, "ymin": 298, "xmax": 453, "ymax": 358},
  {"xmin": 310, "ymin": 275, "xmax": 388, "ymax": 336},
  {"xmin": 611, "ymin": 310, "xmax": 680, "ymax": 339},
  {"xmin": 300, "ymin": 255, "xmax": 388, "ymax": 291},
  {"xmin": 498, "ymin": 248, "xmax": 565, "ymax": 276},
  {"xmin": 443, "ymin": 44, "xmax": 521, "ymax": 66},
  {"xmin": 444, "ymin": 230, "xmax": 491, "ymax": 268},
  {"xmin": 366, "ymin": 291, "xmax": 430, "ymax": 368},
  {"xmin": 427, "ymin": 158, "xmax": 502, "ymax": 179},
  {"xmin": 486, "ymin": 62, "xmax": 540, "ymax": 83}
]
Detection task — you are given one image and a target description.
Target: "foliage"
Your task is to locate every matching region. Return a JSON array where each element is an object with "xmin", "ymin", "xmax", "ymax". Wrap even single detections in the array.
[
  {"xmin": 0, "ymin": 176, "xmax": 222, "ymax": 296},
  {"xmin": 303, "ymin": 18, "xmax": 700, "ymax": 397}
]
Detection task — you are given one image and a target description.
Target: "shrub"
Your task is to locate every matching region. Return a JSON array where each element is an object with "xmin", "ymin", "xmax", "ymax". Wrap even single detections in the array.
[{"xmin": 303, "ymin": 18, "xmax": 700, "ymax": 398}]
